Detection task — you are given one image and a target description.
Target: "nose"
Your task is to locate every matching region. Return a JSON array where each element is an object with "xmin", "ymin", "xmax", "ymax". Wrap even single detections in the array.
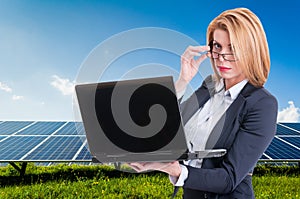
[{"xmin": 218, "ymin": 54, "xmax": 225, "ymax": 62}]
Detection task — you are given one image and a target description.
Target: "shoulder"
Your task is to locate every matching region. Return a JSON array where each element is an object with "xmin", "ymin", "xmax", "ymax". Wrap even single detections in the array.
[
  {"xmin": 241, "ymin": 83, "xmax": 278, "ymax": 113},
  {"xmin": 252, "ymin": 86, "xmax": 275, "ymax": 99},
  {"xmin": 242, "ymin": 83, "xmax": 277, "ymax": 102}
]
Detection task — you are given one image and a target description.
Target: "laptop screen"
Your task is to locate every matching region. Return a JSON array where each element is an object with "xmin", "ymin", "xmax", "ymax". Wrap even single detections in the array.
[
  {"xmin": 94, "ymin": 76, "xmax": 182, "ymax": 153},
  {"xmin": 75, "ymin": 76, "xmax": 189, "ymax": 163}
]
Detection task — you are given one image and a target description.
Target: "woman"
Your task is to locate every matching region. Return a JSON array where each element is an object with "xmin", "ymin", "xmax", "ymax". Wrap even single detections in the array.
[{"xmin": 130, "ymin": 7, "xmax": 277, "ymax": 198}]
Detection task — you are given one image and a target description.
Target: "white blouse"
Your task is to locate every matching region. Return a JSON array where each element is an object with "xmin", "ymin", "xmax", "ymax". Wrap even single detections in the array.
[{"xmin": 171, "ymin": 78, "xmax": 248, "ymax": 186}]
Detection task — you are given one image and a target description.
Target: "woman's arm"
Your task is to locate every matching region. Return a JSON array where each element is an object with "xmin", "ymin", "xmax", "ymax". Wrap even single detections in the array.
[
  {"xmin": 175, "ymin": 45, "xmax": 210, "ymax": 98},
  {"xmin": 183, "ymin": 94, "xmax": 278, "ymax": 194}
]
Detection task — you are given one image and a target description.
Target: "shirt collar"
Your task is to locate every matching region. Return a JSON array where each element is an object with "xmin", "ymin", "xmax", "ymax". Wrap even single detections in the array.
[{"xmin": 225, "ymin": 79, "xmax": 248, "ymax": 100}]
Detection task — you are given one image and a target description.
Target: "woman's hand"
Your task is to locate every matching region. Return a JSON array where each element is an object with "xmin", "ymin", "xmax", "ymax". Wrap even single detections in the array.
[
  {"xmin": 127, "ymin": 161, "xmax": 181, "ymax": 177},
  {"xmin": 175, "ymin": 45, "xmax": 210, "ymax": 93}
]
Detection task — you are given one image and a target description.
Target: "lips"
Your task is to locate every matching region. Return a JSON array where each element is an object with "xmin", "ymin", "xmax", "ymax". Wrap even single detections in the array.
[{"xmin": 217, "ymin": 66, "xmax": 231, "ymax": 72}]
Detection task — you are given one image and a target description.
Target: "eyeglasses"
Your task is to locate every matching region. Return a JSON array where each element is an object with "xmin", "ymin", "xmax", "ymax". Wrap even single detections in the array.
[
  {"xmin": 209, "ymin": 40, "xmax": 238, "ymax": 62},
  {"xmin": 211, "ymin": 51, "xmax": 237, "ymax": 62}
]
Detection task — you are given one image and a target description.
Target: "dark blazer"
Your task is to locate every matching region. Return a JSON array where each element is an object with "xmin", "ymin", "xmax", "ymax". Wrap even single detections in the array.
[{"xmin": 179, "ymin": 75, "xmax": 278, "ymax": 199}]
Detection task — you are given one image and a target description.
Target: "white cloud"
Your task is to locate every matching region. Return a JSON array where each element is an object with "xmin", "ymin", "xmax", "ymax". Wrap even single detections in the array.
[
  {"xmin": 0, "ymin": 82, "xmax": 25, "ymax": 102},
  {"xmin": 12, "ymin": 95, "xmax": 24, "ymax": 101},
  {"xmin": 50, "ymin": 75, "xmax": 75, "ymax": 96},
  {"xmin": 277, "ymin": 101, "xmax": 300, "ymax": 122},
  {"xmin": 0, "ymin": 82, "xmax": 12, "ymax": 93}
]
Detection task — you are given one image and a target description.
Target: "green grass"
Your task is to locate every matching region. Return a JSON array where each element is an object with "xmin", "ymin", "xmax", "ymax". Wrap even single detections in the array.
[
  {"xmin": 0, "ymin": 163, "xmax": 299, "ymax": 198},
  {"xmin": 1, "ymin": 174, "xmax": 176, "ymax": 198},
  {"xmin": 253, "ymin": 176, "xmax": 300, "ymax": 198}
]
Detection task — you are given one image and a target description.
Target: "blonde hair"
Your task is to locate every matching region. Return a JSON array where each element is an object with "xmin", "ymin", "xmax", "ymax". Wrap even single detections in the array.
[{"xmin": 207, "ymin": 8, "xmax": 270, "ymax": 87}]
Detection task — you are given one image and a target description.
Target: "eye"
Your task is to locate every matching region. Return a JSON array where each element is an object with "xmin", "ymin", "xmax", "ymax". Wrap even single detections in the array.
[{"xmin": 213, "ymin": 42, "xmax": 222, "ymax": 51}]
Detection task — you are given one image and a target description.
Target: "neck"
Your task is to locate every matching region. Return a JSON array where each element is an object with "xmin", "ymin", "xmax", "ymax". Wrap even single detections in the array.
[{"xmin": 224, "ymin": 78, "xmax": 245, "ymax": 90}]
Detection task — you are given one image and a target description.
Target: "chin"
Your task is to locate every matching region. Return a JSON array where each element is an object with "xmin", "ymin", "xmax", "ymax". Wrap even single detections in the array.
[{"xmin": 218, "ymin": 73, "xmax": 231, "ymax": 79}]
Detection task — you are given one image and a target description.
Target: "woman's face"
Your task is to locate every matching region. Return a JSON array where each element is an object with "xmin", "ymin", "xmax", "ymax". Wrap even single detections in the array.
[{"xmin": 212, "ymin": 29, "xmax": 246, "ymax": 88}]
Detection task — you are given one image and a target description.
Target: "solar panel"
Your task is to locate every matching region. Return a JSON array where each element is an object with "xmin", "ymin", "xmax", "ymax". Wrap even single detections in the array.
[
  {"xmin": 0, "ymin": 121, "xmax": 34, "ymax": 135},
  {"xmin": 279, "ymin": 123, "xmax": 300, "ymax": 132},
  {"xmin": 24, "ymin": 136, "xmax": 85, "ymax": 161},
  {"xmin": 276, "ymin": 124, "xmax": 299, "ymax": 135},
  {"xmin": 0, "ymin": 136, "xmax": 47, "ymax": 160},
  {"xmin": 0, "ymin": 122, "xmax": 299, "ymax": 164},
  {"xmin": 75, "ymin": 146, "xmax": 93, "ymax": 160},
  {"xmin": 16, "ymin": 121, "xmax": 65, "ymax": 135},
  {"xmin": 0, "ymin": 121, "xmax": 89, "ymax": 162},
  {"xmin": 55, "ymin": 122, "xmax": 85, "ymax": 135},
  {"xmin": 0, "ymin": 136, "xmax": 7, "ymax": 141},
  {"xmin": 260, "ymin": 154, "xmax": 269, "ymax": 160},
  {"xmin": 280, "ymin": 137, "xmax": 300, "ymax": 149},
  {"xmin": 264, "ymin": 137, "xmax": 300, "ymax": 160}
]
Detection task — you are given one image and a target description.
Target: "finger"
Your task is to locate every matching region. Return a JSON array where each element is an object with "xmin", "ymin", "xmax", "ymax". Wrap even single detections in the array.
[
  {"xmin": 169, "ymin": 161, "xmax": 180, "ymax": 167},
  {"xmin": 146, "ymin": 162, "xmax": 172, "ymax": 170},
  {"xmin": 129, "ymin": 162, "xmax": 144, "ymax": 168},
  {"xmin": 126, "ymin": 162, "xmax": 137, "ymax": 169},
  {"xmin": 128, "ymin": 163, "xmax": 145, "ymax": 172},
  {"xmin": 186, "ymin": 51, "xmax": 202, "ymax": 57},
  {"xmin": 183, "ymin": 46, "xmax": 209, "ymax": 58},
  {"xmin": 194, "ymin": 53, "xmax": 209, "ymax": 66},
  {"xmin": 206, "ymin": 51, "xmax": 211, "ymax": 58},
  {"xmin": 187, "ymin": 45, "xmax": 210, "ymax": 53},
  {"xmin": 128, "ymin": 162, "xmax": 141, "ymax": 168},
  {"xmin": 181, "ymin": 52, "xmax": 200, "ymax": 62},
  {"xmin": 182, "ymin": 46, "xmax": 210, "ymax": 61}
]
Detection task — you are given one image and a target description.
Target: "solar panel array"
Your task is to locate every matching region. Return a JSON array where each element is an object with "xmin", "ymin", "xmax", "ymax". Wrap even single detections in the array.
[
  {"xmin": 0, "ymin": 121, "xmax": 92, "ymax": 162},
  {"xmin": 261, "ymin": 123, "xmax": 300, "ymax": 161},
  {"xmin": 0, "ymin": 121, "xmax": 299, "ymax": 163}
]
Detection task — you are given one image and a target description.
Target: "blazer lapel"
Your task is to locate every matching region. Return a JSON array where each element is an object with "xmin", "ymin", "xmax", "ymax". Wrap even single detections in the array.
[
  {"xmin": 180, "ymin": 76, "xmax": 215, "ymax": 124},
  {"xmin": 205, "ymin": 83, "xmax": 258, "ymax": 149}
]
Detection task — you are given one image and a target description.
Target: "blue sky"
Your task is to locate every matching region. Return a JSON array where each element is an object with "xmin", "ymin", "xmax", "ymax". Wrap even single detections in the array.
[{"xmin": 0, "ymin": 0, "xmax": 299, "ymax": 122}]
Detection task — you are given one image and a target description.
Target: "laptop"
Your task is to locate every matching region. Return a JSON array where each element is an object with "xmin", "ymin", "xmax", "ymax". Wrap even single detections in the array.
[{"xmin": 75, "ymin": 76, "xmax": 226, "ymax": 163}]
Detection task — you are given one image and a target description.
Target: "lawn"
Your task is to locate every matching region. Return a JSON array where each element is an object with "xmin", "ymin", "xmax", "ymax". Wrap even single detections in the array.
[{"xmin": 0, "ymin": 163, "xmax": 299, "ymax": 198}]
